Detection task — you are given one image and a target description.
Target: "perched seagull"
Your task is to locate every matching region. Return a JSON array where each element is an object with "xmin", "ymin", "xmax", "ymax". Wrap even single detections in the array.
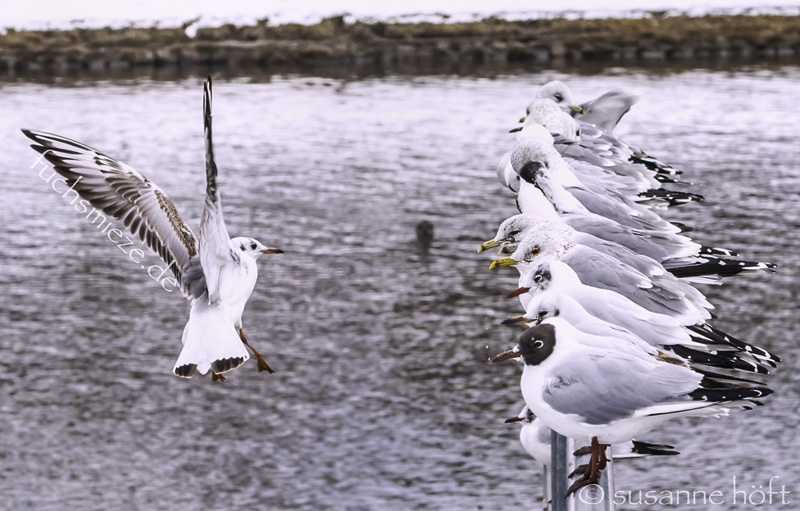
[
  {"xmin": 22, "ymin": 77, "xmax": 283, "ymax": 380},
  {"xmin": 480, "ymin": 213, "xmax": 740, "ymax": 268},
  {"xmin": 489, "ymin": 229, "xmax": 715, "ymax": 325},
  {"xmin": 520, "ymin": 101, "xmax": 703, "ymax": 207},
  {"xmin": 511, "ymin": 125, "xmax": 685, "ymax": 233},
  {"xmin": 505, "ymin": 406, "xmax": 679, "ymax": 468},
  {"xmin": 478, "ymin": 217, "xmax": 774, "ymax": 283},
  {"xmin": 510, "ymin": 260, "xmax": 777, "ymax": 373},
  {"xmin": 530, "ymin": 80, "xmax": 586, "ymax": 116},
  {"xmin": 492, "ymin": 318, "xmax": 771, "ymax": 494},
  {"xmin": 533, "ymin": 80, "xmax": 684, "ymax": 179}
]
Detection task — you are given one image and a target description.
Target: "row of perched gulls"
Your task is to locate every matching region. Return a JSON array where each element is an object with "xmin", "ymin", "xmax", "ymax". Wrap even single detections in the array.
[{"xmin": 482, "ymin": 81, "xmax": 780, "ymax": 498}]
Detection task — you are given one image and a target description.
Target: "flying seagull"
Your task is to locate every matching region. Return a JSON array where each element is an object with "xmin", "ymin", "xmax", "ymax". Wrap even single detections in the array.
[{"xmin": 22, "ymin": 77, "xmax": 283, "ymax": 381}]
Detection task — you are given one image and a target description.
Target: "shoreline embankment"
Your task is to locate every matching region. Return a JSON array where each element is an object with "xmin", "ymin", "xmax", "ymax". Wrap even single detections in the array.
[{"xmin": 2, "ymin": 14, "xmax": 800, "ymax": 73}]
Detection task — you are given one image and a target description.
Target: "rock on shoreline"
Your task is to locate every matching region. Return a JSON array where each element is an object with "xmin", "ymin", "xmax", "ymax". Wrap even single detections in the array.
[{"xmin": 2, "ymin": 14, "xmax": 800, "ymax": 73}]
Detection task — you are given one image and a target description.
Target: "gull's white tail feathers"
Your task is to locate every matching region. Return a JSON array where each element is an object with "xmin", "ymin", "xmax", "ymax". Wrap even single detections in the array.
[{"xmin": 173, "ymin": 301, "xmax": 249, "ymax": 378}]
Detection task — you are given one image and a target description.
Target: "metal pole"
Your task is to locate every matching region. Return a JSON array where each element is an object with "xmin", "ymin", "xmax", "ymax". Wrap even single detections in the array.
[
  {"xmin": 550, "ymin": 431, "xmax": 568, "ymax": 511},
  {"xmin": 550, "ymin": 433, "xmax": 614, "ymax": 511},
  {"xmin": 542, "ymin": 465, "xmax": 552, "ymax": 511}
]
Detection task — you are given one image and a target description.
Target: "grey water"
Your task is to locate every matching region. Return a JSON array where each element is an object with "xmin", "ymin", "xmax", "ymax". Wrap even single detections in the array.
[{"xmin": 1, "ymin": 63, "xmax": 799, "ymax": 510}]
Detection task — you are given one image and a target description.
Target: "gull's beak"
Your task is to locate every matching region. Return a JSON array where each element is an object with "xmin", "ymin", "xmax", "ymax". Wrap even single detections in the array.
[
  {"xmin": 509, "ymin": 126, "xmax": 523, "ymax": 133},
  {"xmin": 478, "ymin": 239, "xmax": 503, "ymax": 253},
  {"xmin": 491, "ymin": 347, "xmax": 521, "ymax": 363},
  {"xmin": 518, "ymin": 116, "xmax": 526, "ymax": 124},
  {"xmin": 508, "ymin": 286, "xmax": 531, "ymax": 298},
  {"xmin": 505, "ymin": 415, "xmax": 524, "ymax": 423},
  {"xmin": 501, "ymin": 315, "xmax": 535, "ymax": 325},
  {"xmin": 261, "ymin": 247, "xmax": 284, "ymax": 254},
  {"xmin": 498, "ymin": 245, "xmax": 515, "ymax": 254},
  {"xmin": 489, "ymin": 257, "xmax": 518, "ymax": 270},
  {"xmin": 569, "ymin": 105, "xmax": 586, "ymax": 115}
]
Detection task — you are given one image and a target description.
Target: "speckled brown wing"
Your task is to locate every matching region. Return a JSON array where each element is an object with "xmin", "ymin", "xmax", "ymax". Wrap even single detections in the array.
[{"xmin": 22, "ymin": 128, "xmax": 206, "ymax": 300}]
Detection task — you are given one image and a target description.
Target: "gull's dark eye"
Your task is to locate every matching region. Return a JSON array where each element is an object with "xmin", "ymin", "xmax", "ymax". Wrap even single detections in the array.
[
  {"xmin": 250, "ymin": 242, "xmax": 257, "ymax": 250},
  {"xmin": 534, "ymin": 274, "xmax": 543, "ymax": 283},
  {"xmin": 554, "ymin": 93, "xmax": 563, "ymax": 102}
]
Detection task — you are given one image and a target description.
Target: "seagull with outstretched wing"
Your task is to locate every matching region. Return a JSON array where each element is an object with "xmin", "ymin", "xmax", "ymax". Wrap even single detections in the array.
[{"xmin": 22, "ymin": 76, "xmax": 282, "ymax": 381}]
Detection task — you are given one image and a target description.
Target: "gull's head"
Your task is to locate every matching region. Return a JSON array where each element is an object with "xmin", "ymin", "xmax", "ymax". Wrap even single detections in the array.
[
  {"xmin": 517, "ymin": 322, "xmax": 558, "ymax": 366},
  {"xmin": 481, "ymin": 215, "xmax": 532, "ymax": 253},
  {"xmin": 535, "ymin": 81, "xmax": 585, "ymax": 115},
  {"xmin": 231, "ymin": 236, "xmax": 284, "ymax": 260},
  {"xmin": 529, "ymin": 293, "xmax": 561, "ymax": 325},
  {"xmin": 490, "ymin": 230, "xmax": 552, "ymax": 269},
  {"xmin": 511, "ymin": 125, "xmax": 556, "ymax": 183},
  {"xmin": 505, "ymin": 405, "xmax": 536, "ymax": 424},
  {"xmin": 478, "ymin": 214, "xmax": 538, "ymax": 253},
  {"xmin": 524, "ymin": 99, "xmax": 582, "ymax": 142},
  {"xmin": 510, "ymin": 226, "xmax": 574, "ymax": 264},
  {"xmin": 490, "ymin": 322, "xmax": 558, "ymax": 367},
  {"xmin": 519, "ymin": 262, "xmax": 553, "ymax": 292}
]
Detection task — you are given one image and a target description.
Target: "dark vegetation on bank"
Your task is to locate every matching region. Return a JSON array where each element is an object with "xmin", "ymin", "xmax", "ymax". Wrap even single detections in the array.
[{"xmin": 2, "ymin": 14, "xmax": 800, "ymax": 73}]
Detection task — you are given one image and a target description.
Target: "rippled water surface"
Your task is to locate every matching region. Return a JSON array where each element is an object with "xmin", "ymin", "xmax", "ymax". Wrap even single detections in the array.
[{"xmin": 2, "ymin": 64, "xmax": 799, "ymax": 510}]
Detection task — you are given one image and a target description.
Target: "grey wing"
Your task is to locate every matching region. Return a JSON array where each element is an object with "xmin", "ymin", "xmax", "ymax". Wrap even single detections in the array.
[
  {"xmin": 566, "ymin": 247, "xmax": 704, "ymax": 319},
  {"xmin": 573, "ymin": 232, "xmax": 663, "ymax": 277},
  {"xmin": 565, "ymin": 215, "xmax": 674, "ymax": 261},
  {"xmin": 22, "ymin": 129, "xmax": 206, "ymax": 300},
  {"xmin": 576, "ymin": 90, "xmax": 640, "ymax": 133},
  {"xmin": 576, "ymin": 125, "xmax": 632, "ymax": 162},
  {"xmin": 568, "ymin": 159, "xmax": 646, "ymax": 197},
  {"xmin": 558, "ymin": 137, "xmax": 659, "ymax": 190},
  {"xmin": 198, "ymin": 77, "xmax": 236, "ymax": 303},
  {"xmin": 564, "ymin": 246, "xmax": 652, "ymax": 292},
  {"xmin": 555, "ymin": 139, "xmax": 615, "ymax": 168},
  {"xmin": 566, "ymin": 187, "xmax": 665, "ymax": 230},
  {"xmin": 544, "ymin": 351, "xmax": 699, "ymax": 425}
]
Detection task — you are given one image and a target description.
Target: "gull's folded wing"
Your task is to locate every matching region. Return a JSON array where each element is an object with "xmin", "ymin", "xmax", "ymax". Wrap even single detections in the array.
[{"xmin": 22, "ymin": 129, "xmax": 206, "ymax": 300}]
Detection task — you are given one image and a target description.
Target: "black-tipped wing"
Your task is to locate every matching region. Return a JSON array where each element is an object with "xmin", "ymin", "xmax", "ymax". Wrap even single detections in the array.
[
  {"xmin": 198, "ymin": 77, "xmax": 235, "ymax": 303},
  {"xmin": 544, "ymin": 351, "xmax": 701, "ymax": 425},
  {"xmin": 22, "ymin": 129, "xmax": 206, "ymax": 300}
]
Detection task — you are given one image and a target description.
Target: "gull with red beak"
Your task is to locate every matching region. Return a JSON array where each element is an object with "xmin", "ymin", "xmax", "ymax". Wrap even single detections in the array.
[
  {"xmin": 489, "ymin": 229, "xmax": 714, "ymax": 326},
  {"xmin": 22, "ymin": 77, "xmax": 283, "ymax": 380},
  {"xmin": 492, "ymin": 318, "xmax": 771, "ymax": 496},
  {"xmin": 506, "ymin": 260, "xmax": 777, "ymax": 374},
  {"xmin": 505, "ymin": 406, "xmax": 679, "ymax": 468}
]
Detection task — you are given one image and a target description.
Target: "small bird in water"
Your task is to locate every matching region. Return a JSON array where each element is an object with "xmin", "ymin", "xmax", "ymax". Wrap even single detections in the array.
[
  {"xmin": 23, "ymin": 77, "xmax": 283, "ymax": 381},
  {"xmin": 415, "ymin": 220, "xmax": 435, "ymax": 254}
]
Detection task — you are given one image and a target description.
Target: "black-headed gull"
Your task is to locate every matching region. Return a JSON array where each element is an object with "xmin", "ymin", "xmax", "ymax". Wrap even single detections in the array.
[{"xmin": 22, "ymin": 77, "xmax": 283, "ymax": 380}]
